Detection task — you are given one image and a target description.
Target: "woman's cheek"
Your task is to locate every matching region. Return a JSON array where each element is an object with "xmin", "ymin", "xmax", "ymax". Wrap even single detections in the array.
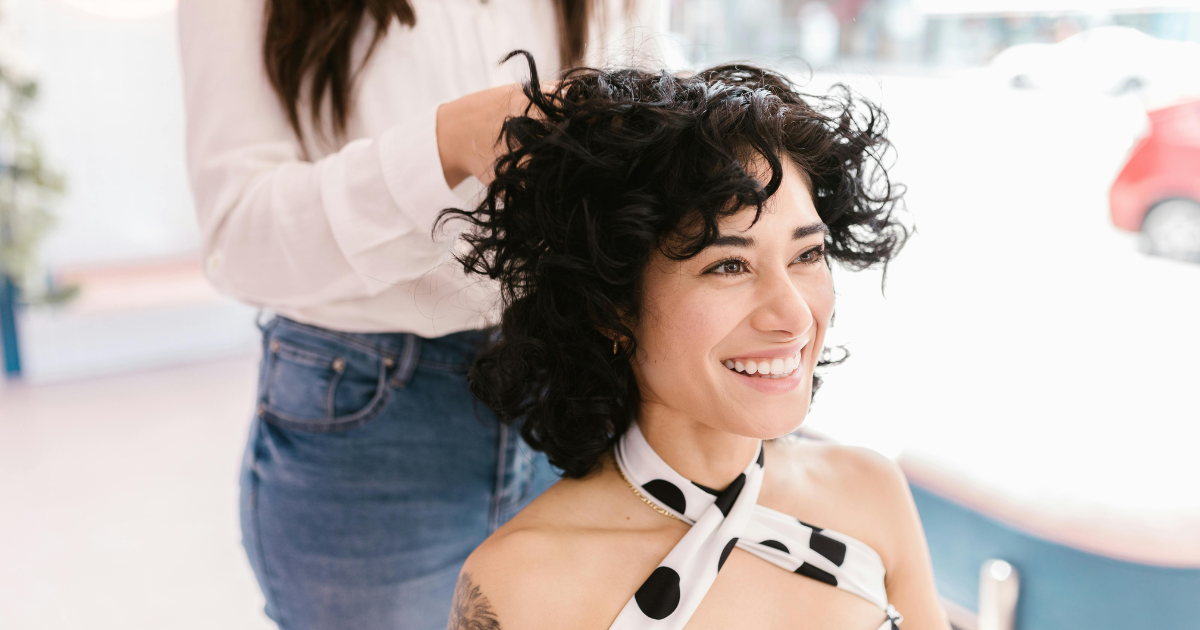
[
  {"xmin": 670, "ymin": 291, "xmax": 734, "ymax": 355},
  {"xmin": 808, "ymin": 273, "xmax": 836, "ymax": 363}
]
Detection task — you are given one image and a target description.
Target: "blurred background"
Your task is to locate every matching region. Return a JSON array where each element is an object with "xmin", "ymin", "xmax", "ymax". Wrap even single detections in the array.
[{"xmin": 1, "ymin": 0, "xmax": 1197, "ymax": 628}]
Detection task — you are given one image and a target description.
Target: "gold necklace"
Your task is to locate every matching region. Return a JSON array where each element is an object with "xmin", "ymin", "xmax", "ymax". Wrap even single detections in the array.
[{"xmin": 612, "ymin": 450, "xmax": 683, "ymax": 522}]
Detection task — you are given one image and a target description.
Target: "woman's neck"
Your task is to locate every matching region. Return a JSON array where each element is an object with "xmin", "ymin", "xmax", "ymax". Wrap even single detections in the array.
[{"xmin": 637, "ymin": 403, "xmax": 761, "ymax": 491}]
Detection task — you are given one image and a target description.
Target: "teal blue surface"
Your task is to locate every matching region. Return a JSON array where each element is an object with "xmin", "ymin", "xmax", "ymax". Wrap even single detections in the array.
[
  {"xmin": 910, "ymin": 483, "xmax": 1200, "ymax": 630},
  {"xmin": 1, "ymin": 275, "xmax": 20, "ymax": 377}
]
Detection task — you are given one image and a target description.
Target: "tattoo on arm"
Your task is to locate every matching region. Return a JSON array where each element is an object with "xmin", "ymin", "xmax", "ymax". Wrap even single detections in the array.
[{"xmin": 447, "ymin": 571, "xmax": 502, "ymax": 630}]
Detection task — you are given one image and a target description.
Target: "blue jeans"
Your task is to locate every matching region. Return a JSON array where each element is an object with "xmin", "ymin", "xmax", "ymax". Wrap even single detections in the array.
[{"xmin": 240, "ymin": 315, "xmax": 558, "ymax": 630}]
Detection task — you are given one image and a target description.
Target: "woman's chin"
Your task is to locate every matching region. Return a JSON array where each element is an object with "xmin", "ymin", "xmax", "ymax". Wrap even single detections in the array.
[
  {"xmin": 718, "ymin": 363, "xmax": 814, "ymax": 407},
  {"xmin": 716, "ymin": 397, "xmax": 813, "ymax": 441}
]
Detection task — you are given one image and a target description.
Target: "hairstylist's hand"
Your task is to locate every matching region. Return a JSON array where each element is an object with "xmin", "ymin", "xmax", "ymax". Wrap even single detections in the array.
[{"xmin": 437, "ymin": 83, "xmax": 538, "ymax": 188}]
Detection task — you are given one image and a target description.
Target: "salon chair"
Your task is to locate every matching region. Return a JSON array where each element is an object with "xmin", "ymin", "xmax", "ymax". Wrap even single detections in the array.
[{"xmin": 900, "ymin": 452, "xmax": 1200, "ymax": 630}]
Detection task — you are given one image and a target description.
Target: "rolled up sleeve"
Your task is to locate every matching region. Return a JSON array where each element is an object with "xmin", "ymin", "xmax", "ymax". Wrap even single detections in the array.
[{"xmin": 179, "ymin": 0, "xmax": 464, "ymax": 309}]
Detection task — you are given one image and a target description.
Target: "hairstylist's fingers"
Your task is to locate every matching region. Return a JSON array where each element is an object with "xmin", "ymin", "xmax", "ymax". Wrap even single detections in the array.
[
  {"xmin": 438, "ymin": 81, "xmax": 561, "ymax": 188},
  {"xmin": 437, "ymin": 85, "xmax": 512, "ymax": 189},
  {"xmin": 478, "ymin": 83, "xmax": 537, "ymax": 184},
  {"xmin": 476, "ymin": 82, "xmax": 559, "ymax": 185}
]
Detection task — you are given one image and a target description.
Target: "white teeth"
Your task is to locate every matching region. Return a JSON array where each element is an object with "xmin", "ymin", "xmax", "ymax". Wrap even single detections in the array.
[{"xmin": 722, "ymin": 352, "xmax": 803, "ymax": 377}]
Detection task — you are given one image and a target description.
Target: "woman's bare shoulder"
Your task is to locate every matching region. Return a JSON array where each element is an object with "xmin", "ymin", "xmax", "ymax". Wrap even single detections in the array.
[
  {"xmin": 766, "ymin": 436, "xmax": 951, "ymax": 628},
  {"xmin": 767, "ymin": 435, "xmax": 908, "ymax": 499},
  {"xmin": 450, "ymin": 481, "xmax": 603, "ymax": 630},
  {"xmin": 451, "ymin": 521, "xmax": 593, "ymax": 630},
  {"xmin": 452, "ymin": 462, "xmax": 686, "ymax": 630},
  {"xmin": 762, "ymin": 436, "xmax": 914, "ymax": 567}
]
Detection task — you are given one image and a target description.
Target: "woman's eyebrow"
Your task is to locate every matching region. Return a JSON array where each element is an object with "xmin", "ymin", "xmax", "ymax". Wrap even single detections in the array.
[
  {"xmin": 710, "ymin": 223, "xmax": 827, "ymax": 248},
  {"xmin": 794, "ymin": 223, "xmax": 829, "ymax": 239},
  {"xmin": 711, "ymin": 234, "xmax": 754, "ymax": 247}
]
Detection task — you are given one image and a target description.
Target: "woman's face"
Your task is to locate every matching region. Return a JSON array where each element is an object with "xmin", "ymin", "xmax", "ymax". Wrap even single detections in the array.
[{"xmin": 631, "ymin": 159, "xmax": 834, "ymax": 439}]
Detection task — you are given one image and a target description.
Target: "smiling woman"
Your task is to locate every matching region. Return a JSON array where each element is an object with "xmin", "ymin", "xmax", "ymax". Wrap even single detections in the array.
[
  {"xmin": 444, "ymin": 52, "xmax": 907, "ymax": 479},
  {"xmin": 439, "ymin": 54, "xmax": 945, "ymax": 630}
]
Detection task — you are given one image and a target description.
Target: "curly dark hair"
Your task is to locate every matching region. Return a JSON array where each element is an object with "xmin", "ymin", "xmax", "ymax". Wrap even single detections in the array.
[{"xmin": 439, "ymin": 51, "xmax": 908, "ymax": 479}]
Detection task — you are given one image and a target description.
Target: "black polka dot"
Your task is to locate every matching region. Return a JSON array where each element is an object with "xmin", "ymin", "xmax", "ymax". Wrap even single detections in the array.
[
  {"xmin": 759, "ymin": 539, "xmax": 789, "ymax": 554},
  {"xmin": 718, "ymin": 537, "xmax": 739, "ymax": 571},
  {"xmin": 795, "ymin": 562, "xmax": 838, "ymax": 587},
  {"xmin": 713, "ymin": 473, "xmax": 746, "ymax": 516},
  {"xmin": 635, "ymin": 566, "xmax": 681, "ymax": 619},
  {"xmin": 756, "ymin": 446, "xmax": 765, "ymax": 467},
  {"xmin": 692, "ymin": 481, "xmax": 720, "ymax": 496},
  {"xmin": 798, "ymin": 518, "xmax": 823, "ymax": 533},
  {"xmin": 809, "ymin": 531, "xmax": 847, "ymax": 566},
  {"xmin": 642, "ymin": 480, "xmax": 686, "ymax": 514}
]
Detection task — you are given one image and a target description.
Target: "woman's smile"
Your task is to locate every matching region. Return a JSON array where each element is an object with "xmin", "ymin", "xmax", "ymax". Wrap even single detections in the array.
[
  {"xmin": 725, "ymin": 357, "xmax": 805, "ymax": 394},
  {"xmin": 716, "ymin": 342, "xmax": 807, "ymax": 395},
  {"xmin": 721, "ymin": 343, "xmax": 806, "ymax": 378}
]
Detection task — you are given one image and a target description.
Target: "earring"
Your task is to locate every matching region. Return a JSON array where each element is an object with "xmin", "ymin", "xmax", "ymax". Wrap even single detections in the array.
[{"xmin": 613, "ymin": 338, "xmax": 618, "ymax": 355}]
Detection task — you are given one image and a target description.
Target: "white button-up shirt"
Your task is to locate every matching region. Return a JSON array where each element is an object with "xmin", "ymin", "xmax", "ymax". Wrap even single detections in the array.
[{"xmin": 179, "ymin": 0, "xmax": 663, "ymax": 335}]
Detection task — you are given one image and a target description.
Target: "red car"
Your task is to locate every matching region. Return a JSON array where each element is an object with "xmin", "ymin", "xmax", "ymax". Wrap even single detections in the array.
[{"xmin": 1110, "ymin": 98, "xmax": 1200, "ymax": 261}]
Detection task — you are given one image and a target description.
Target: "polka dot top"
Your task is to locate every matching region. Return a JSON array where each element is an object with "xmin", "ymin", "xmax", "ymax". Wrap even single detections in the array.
[{"xmin": 610, "ymin": 423, "xmax": 903, "ymax": 630}]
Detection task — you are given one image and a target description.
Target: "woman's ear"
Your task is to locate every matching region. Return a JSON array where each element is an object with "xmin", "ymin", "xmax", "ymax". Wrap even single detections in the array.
[{"xmin": 587, "ymin": 298, "xmax": 634, "ymax": 354}]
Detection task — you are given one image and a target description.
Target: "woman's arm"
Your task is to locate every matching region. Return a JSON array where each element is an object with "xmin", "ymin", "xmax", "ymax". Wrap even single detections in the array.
[
  {"xmin": 851, "ymin": 448, "xmax": 951, "ymax": 629},
  {"xmin": 437, "ymin": 85, "xmax": 531, "ymax": 190},
  {"xmin": 178, "ymin": 0, "xmax": 523, "ymax": 308}
]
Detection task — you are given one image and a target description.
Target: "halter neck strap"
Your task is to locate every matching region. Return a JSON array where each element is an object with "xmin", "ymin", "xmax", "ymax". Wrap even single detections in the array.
[{"xmin": 609, "ymin": 423, "xmax": 902, "ymax": 630}]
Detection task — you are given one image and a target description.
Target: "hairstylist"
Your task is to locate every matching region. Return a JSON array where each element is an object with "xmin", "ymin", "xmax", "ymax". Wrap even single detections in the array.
[{"xmin": 177, "ymin": 2, "xmax": 660, "ymax": 629}]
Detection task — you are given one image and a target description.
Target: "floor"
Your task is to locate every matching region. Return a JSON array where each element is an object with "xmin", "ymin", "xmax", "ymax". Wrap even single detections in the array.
[{"xmin": 0, "ymin": 354, "xmax": 275, "ymax": 630}]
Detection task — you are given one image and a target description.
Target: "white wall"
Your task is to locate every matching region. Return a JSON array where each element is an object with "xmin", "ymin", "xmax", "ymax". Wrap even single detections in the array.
[
  {"xmin": 2, "ymin": 1, "xmax": 260, "ymax": 384},
  {"xmin": 8, "ymin": 0, "xmax": 198, "ymax": 268}
]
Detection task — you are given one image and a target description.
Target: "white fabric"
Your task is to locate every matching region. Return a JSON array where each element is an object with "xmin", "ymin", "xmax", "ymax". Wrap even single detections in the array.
[
  {"xmin": 178, "ymin": 0, "xmax": 666, "ymax": 335},
  {"xmin": 612, "ymin": 424, "xmax": 903, "ymax": 630}
]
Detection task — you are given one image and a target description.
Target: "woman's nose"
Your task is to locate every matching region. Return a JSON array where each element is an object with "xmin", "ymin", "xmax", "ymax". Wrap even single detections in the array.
[{"xmin": 747, "ymin": 270, "xmax": 816, "ymax": 340}]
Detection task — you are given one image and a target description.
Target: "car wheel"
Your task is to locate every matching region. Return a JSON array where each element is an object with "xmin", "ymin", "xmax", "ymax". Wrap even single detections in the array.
[{"xmin": 1141, "ymin": 199, "xmax": 1200, "ymax": 262}]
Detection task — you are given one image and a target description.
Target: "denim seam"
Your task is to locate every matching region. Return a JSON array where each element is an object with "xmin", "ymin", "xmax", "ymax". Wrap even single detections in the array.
[
  {"xmin": 515, "ymin": 442, "xmax": 540, "ymax": 504},
  {"xmin": 263, "ymin": 348, "xmax": 281, "ymax": 405},
  {"xmin": 322, "ymin": 368, "xmax": 346, "ymax": 418},
  {"xmin": 415, "ymin": 360, "xmax": 472, "ymax": 374},
  {"xmin": 255, "ymin": 320, "xmax": 274, "ymax": 395},
  {"xmin": 490, "ymin": 422, "xmax": 509, "ymax": 532},
  {"xmin": 246, "ymin": 426, "xmax": 286, "ymax": 629},
  {"xmin": 390, "ymin": 334, "xmax": 419, "ymax": 388},
  {"xmin": 273, "ymin": 339, "xmax": 339, "ymax": 367}
]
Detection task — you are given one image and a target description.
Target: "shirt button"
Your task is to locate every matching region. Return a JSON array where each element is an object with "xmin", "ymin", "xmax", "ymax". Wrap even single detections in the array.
[{"xmin": 206, "ymin": 251, "xmax": 223, "ymax": 273}]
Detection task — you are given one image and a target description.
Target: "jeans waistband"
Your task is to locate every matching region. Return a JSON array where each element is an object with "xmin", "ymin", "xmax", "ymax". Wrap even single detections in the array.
[{"xmin": 261, "ymin": 314, "xmax": 491, "ymax": 372}]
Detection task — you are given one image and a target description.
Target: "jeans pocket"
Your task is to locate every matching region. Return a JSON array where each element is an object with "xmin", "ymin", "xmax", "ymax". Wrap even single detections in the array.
[{"xmin": 259, "ymin": 334, "xmax": 392, "ymax": 433}]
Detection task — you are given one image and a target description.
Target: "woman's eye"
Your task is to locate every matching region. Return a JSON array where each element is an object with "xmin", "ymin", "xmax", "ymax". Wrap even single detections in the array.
[
  {"xmin": 709, "ymin": 259, "xmax": 747, "ymax": 274},
  {"xmin": 795, "ymin": 246, "xmax": 826, "ymax": 265}
]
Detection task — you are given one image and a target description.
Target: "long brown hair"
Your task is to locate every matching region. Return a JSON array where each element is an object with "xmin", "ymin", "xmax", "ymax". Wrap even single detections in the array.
[{"xmin": 262, "ymin": 0, "xmax": 591, "ymax": 147}]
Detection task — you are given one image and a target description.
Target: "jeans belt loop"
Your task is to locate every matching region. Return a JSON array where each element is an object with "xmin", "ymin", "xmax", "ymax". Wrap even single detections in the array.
[{"xmin": 389, "ymin": 333, "xmax": 420, "ymax": 388}]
